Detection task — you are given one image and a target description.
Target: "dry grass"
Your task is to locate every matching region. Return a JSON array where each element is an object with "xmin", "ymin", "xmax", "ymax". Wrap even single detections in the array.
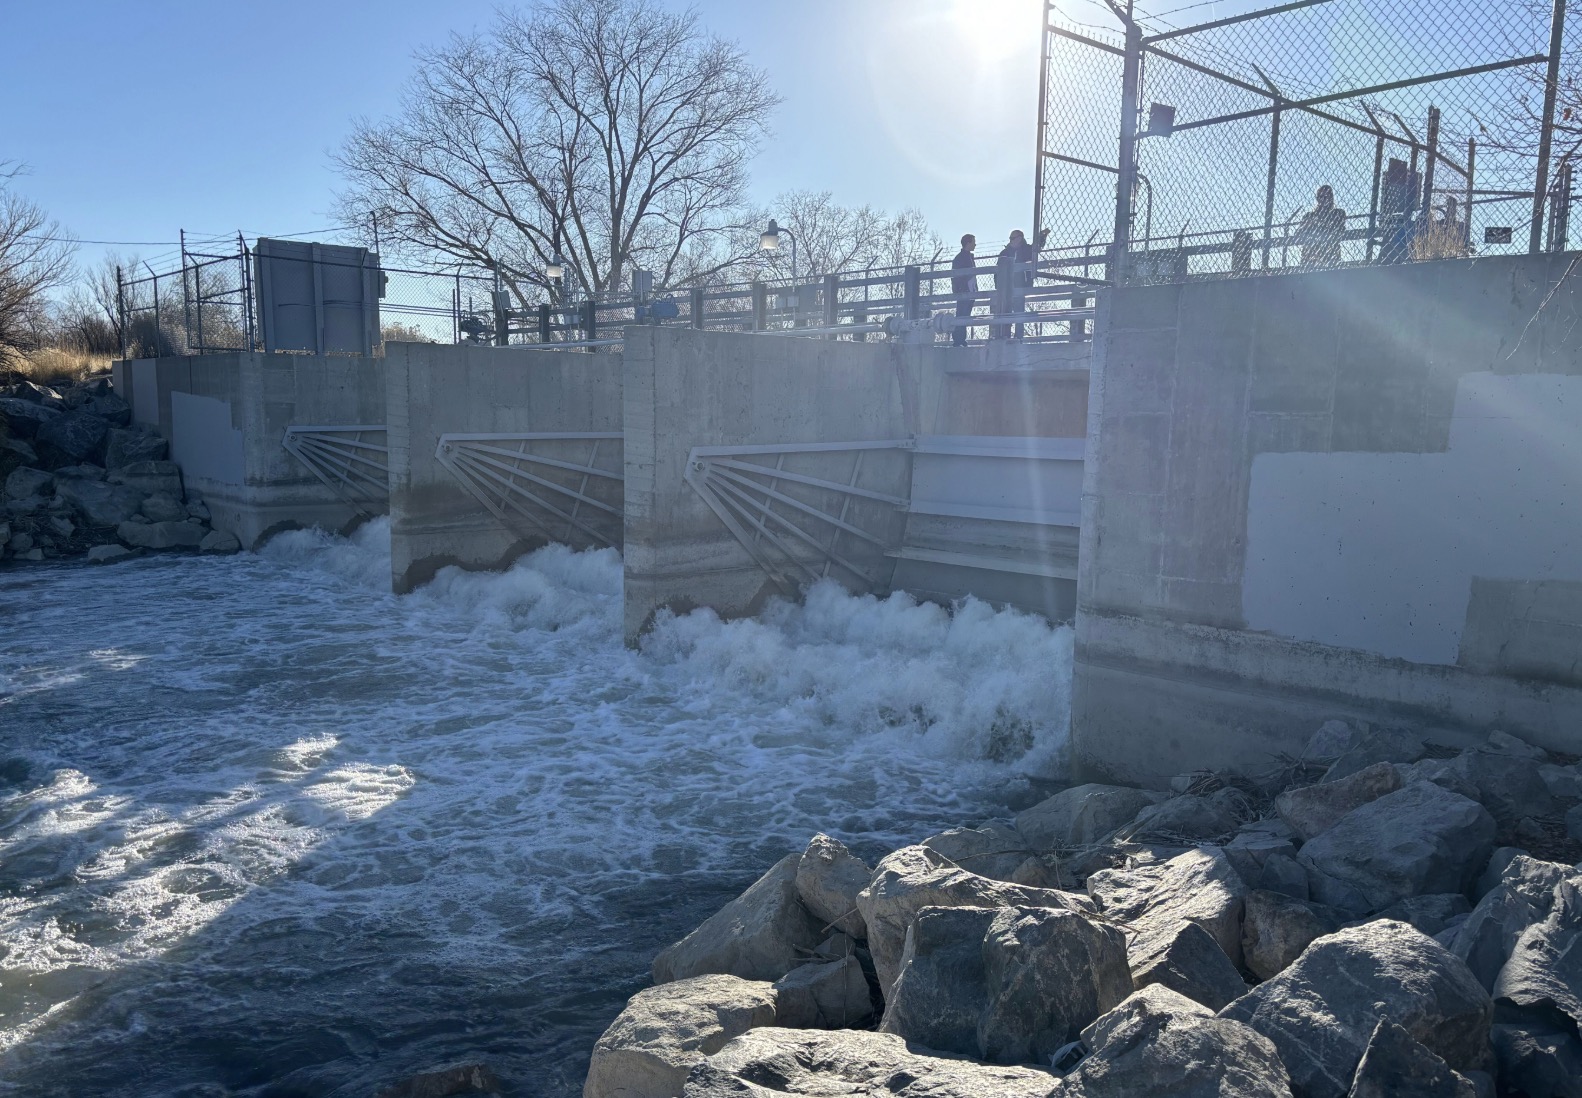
[{"xmin": 3, "ymin": 347, "xmax": 114, "ymax": 387}]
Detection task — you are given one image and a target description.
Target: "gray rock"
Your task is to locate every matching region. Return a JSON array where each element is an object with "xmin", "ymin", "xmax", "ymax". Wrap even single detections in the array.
[
  {"xmin": 117, "ymin": 520, "xmax": 205, "ymax": 550},
  {"xmin": 1493, "ymin": 874, "xmax": 1582, "ymax": 1029},
  {"xmin": 681, "ymin": 1029, "xmax": 1058, "ymax": 1098},
  {"xmin": 1242, "ymin": 889, "xmax": 1344, "ymax": 982},
  {"xmin": 0, "ymin": 398, "xmax": 61, "ymax": 439},
  {"xmin": 977, "ymin": 905, "xmax": 1133, "ymax": 1064},
  {"xmin": 793, "ymin": 833, "xmax": 870, "ymax": 939},
  {"xmin": 1374, "ymin": 894, "xmax": 1471, "ymax": 937},
  {"xmin": 55, "ymin": 477, "xmax": 145, "ymax": 527},
  {"xmin": 584, "ymin": 974, "xmax": 776, "ymax": 1098},
  {"xmin": 1015, "ymin": 784, "xmax": 1166, "ymax": 851},
  {"xmin": 373, "ymin": 1062, "xmax": 500, "ymax": 1098},
  {"xmin": 1297, "ymin": 781, "xmax": 1496, "ymax": 915},
  {"xmin": 1324, "ymin": 729, "xmax": 1425, "ymax": 782},
  {"xmin": 878, "ymin": 905, "xmax": 997, "ymax": 1057},
  {"xmin": 199, "ymin": 529, "xmax": 241, "ymax": 555},
  {"xmin": 140, "ymin": 492, "xmax": 187, "ymax": 523},
  {"xmin": 0, "ymin": 437, "xmax": 38, "ymax": 478},
  {"xmin": 1489, "ymin": 1023, "xmax": 1582, "ymax": 1098},
  {"xmin": 4, "ymin": 466, "xmax": 53, "ymax": 501},
  {"xmin": 1225, "ymin": 833, "xmax": 1299, "ymax": 888},
  {"xmin": 19, "ymin": 547, "xmax": 42, "ymax": 561},
  {"xmin": 1449, "ymin": 853, "xmax": 1569, "ymax": 990},
  {"xmin": 1483, "ymin": 729, "xmax": 1548, "ymax": 761},
  {"xmin": 1130, "ymin": 918, "xmax": 1247, "ymax": 1011},
  {"xmin": 1221, "ymin": 921, "xmax": 1493, "ymax": 1098},
  {"xmin": 1256, "ymin": 854, "xmax": 1310, "ymax": 900},
  {"xmin": 107, "ymin": 460, "xmax": 182, "ymax": 499},
  {"xmin": 52, "ymin": 463, "xmax": 104, "ymax": 481},
  {"xmin": 103, "ymin": 427, "xmax": 168, "ymax": 469},
  {"xmin": 653, "ymin": 853, "xmax": 826, "ymax": 984},
  {"xmin": 1087, "ymin": 846, "xmax": 1248, "ymax": 968},
  {"xmin": 923, "ymin": 824, "xmax": 1032, "ymax": 882},
  {"xmin": 1346, "ymin": 1018, "xmax": 1477, "ymax": 1098},
  {"xmin": 186, "ymin": 498, "xmax": 211, "ymax": 521},
  {"xmin": 1304, "ymin": 720, "xmax": 1361, "ymax": 762},
  {"xmin": 82, "ymin": 390, "xmax": 130, "ymax": 426},
  {"xmin": 35, "ymin": 411, "xmax": 109, "ymax": 464},
  {"xmin": 1276, "ymin": 762, "xmax": 1402, "ymax": 842},
  {"xmin": 4, "ymin": 495, "xmax": 43, "ymax": 517},
  {"xmin": 1446, "ymin": 749, "xmax": 1554, "ymax": 828},
  {"xmin": 2, "ymin": 380, "xmax": 62, "ymax": 407},
  {"xmin": 7, "ymin": 531, "xmax": 33, "ymax": 553},
  {"xmin": 856, "ymin": 845, "xmax": 1093, "ymax": 997},
  {"xmin": 771, "ymin": 956, "xmax": 871, "ymax": 1029},
  {"xmin": 1474, "ymin": 847, "xmax": 1528, "ymax": 899},
  {"xmin": 47, "ymin": 516, "xmax": 73, "ymax": 539},
  {"xmin": 1393, "ymin": 758, "xmax": 1481, "ymax": 803},
  {"xmin": 1127, "ymin": 795, "xmax": 1238, "ymax": 842},
  {"xmin": 86, "ymin": 544, "xmax": 133, "ymax": 564},
  {"xmin": 1567, "ymin": 803, "xmax": 1582, "ymax": 841},
  {"xmin": 1539, "ymin": 763, "xmax": 1582, "ymax": 800},
  {"xmin": 1062, "ymin": 985, "xmax": 1293, "ymax": 1098}
]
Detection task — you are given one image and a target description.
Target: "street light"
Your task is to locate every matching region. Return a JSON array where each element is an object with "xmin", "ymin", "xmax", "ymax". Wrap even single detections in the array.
[
  {"xmin": 546, "ymin": 252, "xmax": 565, "ymax": 280},
  {"xmin": 759, "ymin": 217, "xmax": 797, "ymax": 284}
]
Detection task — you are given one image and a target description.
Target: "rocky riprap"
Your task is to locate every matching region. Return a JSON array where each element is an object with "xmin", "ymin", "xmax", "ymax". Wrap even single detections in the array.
[
  {"xmin": 586, "ymin": 722, "xmax": 1582, "ymax": 1098},
  {"xmin": 0, "ymin": 377, "xmax": 239, "ymax": 565}
]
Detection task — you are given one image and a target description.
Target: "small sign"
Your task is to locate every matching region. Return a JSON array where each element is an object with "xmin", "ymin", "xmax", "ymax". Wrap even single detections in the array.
[{"xmin": 1485, "ymin": 226, "xmax": 1513, "ymax": 244}]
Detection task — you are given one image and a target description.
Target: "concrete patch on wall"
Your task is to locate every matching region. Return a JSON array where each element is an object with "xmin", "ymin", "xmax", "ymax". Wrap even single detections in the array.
[
  {"xmin": 1244, "ymin": 372, "xmax": 1582, "ymax": 665},
  {"xmin": 170, "ymin": 390, "xmax": 245, "ymax": 486},
  {"xmin": 1460, "ymin": 577, "xmax": 1582, "ymax": 687}
]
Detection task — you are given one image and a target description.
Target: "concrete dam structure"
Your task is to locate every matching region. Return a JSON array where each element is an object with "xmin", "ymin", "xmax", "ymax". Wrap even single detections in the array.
[{"xmin": 110, "ymin": 250, "xmax": 1582, "ymax": 784}]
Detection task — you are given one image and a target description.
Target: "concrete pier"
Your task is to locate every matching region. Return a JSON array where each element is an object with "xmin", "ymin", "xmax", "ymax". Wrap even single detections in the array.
[
  {"xmin": 384, "ymin": 342, "xmax": 623, "ymax": 594},
  {"xmin": 1071, "ymin": 253, "xmax": 1582, "ymax": 785},
  {"xmin": 114, "ymin": 352, "xmax": 385, "ymax": 548}
]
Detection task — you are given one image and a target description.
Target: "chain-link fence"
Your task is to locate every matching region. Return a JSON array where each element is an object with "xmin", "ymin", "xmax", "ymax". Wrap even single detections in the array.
[{"xmin": 1036, "ymin": 0, "xmax": 1573, "ymax": 283}]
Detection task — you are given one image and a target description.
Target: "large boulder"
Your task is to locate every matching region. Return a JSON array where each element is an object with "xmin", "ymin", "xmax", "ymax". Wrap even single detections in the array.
[
  {"xmin": 55, "ymin": 477, "xmax": 145, "ymax": 528},
  {"xmin": 922, "ymin": 824, "xmax": 1032, "ymax": 882},
  {"xmin": 1220, "ymin": 921, "xmax": 1493, "ymax": 1098},
  {"xmin": 1296, "ymin": 781, "xmax": 1496, "ymax": 916},
  {"xmin": 35, "ymin": 410, "xmax": 109, "ymax": 465},
  {"xmin": 1275, "ymin": 763, "xmax": 1402, "ymax": 842},
  {"xmin": 855, "ymin": 845, "xmax": 1093, "ymax": 996},
  {"xmin": 1346, "ymin": 1019, "xmax": 1478, "ymax": 1098},
  {"xmin": 1445, "ymin": 749, "xmax": 1555, "ymax": 829},
  {"xmin": 1492, "ymin": 874, "xmax": 1582, "ymax": 1029},
  {"xmin": 1448, "ymin": 854, "xmax": 1569, "ymax": 990},
  {"xmin": 1126, "ymin": 795, "xmax": 1238, "ymax": 843},
  {"xmin": 4, "ymin": 466, "xmax": 53, "ymax": 501},
  {"xmin": 199, "ymin": 529, "xmax": 241, "ymax": 555},
  {"xmin": 680, "ymin": 1029, "xmax": 1058, "ymax": 1098},
  {"xmin": 877, "ymin": 905, "xmax": 998, "ymax": 1057},
  {"xmin": 82, "ymin": 389, "xmax": 130, "ymax": 425},
  {"xmin": 771, "ymin": 956, "xmax": 871, "ymax": 1029},
  {"xmin": 1087, "ymin": 846, "xmax": 1248, "ymax": 968},
  {"xmin": 0, "ymin": 437, "xmax": 37, "ymax": 482},
  {"xmin": 118, "ymin": 520, "xmax": 205, "ymax": 550},
  {"xmin": 140, "ymin": 492, "xmax": 187, "ymax": 523},
  {"xmin": 977, "ymin": 905, "xmax": 1133, "ymax": 1064},
  {"xmin": 1241, "ymin": 889, "xmax": 1343, "ymax": 981},
  {"xmin": 0, "ymin": 398, "xmax": 60, "ymax": 440},
  {"xmin": 2, "ymin": 380, "xmax": 64, "ymax": 408},
  {"xmin": 1372, "ymin": 894, "xmax": 1470, "ymax": 937},
  {"xmin": 1014, "ymin": 784, "xmax": 1166, "ymax": 851},
  {"xmin": 103, "ymin": 427, "xmax": 168, "ymax": 469},
  {"xmin": 583, "ymin": 974, "xmax": 777, "ymax": 1098},
  {"xmin": 653, "ymin": 854, "xmax": 826, "ymax": 984},
  {"xmin": 1490, "ymin": 1022, "xmax": 1582, "ymax": 1098},
  {"xmin": 1323, "ymin": 729, "xmax": 1425, "ymax": 782},
  {"xmin": 107, "ymin": 459, "xmax": 183, "ymax": 499},
  {"xmin": 794, "ymin": 834, "xmax": 870, "ymax": 939},
  {"xmin": 1061, "ymin": 985, "xmax": 1293, "ymax": 1098},
  {"xmin": 1130, "ymin": 919, "xmax": 1247, "ymax": 1011}
]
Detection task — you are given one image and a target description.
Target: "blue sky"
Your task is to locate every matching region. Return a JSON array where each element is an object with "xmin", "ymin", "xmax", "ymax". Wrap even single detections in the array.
[{"xmin": 2, "ymin": 0, "xmax": 1045, "ymax": 275}]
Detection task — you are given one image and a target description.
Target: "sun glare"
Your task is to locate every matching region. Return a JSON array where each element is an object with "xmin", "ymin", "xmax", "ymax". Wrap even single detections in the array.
[{"xmin": 949, "ymin": 0, "xmax": 1036, "ymax": 61}]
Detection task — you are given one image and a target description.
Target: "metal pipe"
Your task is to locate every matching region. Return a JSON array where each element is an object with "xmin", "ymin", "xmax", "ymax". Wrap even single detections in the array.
[
  {"xmin": 1262, "ymin": 108, "xmax": 1283, "ymax": 269},
  {"xmin": 1531, "ymin": 0, "xmax": 1568, "ymax": 252},
  {"xmin": 1367, "ymin": 134, "xmax": 1385, "ymax": 261},
  {"xmin": 1111, "ymin": 10, "xmax": 1142, "ymax": 282}
]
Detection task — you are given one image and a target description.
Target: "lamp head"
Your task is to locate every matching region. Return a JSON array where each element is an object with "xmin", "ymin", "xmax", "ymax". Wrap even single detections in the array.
[
  {"xmin": 759, "ymin": 218, "xmax": 781, "ymax": 251},
  {"xmin": 546, "ymin": 253, "xmax": 565, "ymax": 280}
]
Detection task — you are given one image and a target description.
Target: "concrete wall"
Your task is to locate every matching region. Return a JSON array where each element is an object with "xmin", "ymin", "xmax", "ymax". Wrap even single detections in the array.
[
  {"xmin": 115, "ymin": 352, "xmax": 385, "ymax": 548},
  {"xmin": 621, "ymin": 327, "xmax": 1091, "ymax": 643},
  {"xmin": 1071, "ymin": 253, "xmax": 1582, "ymax": 786},
  {"xmin": 385, "ymin": 342, "xmax": 623, "ymax": 594}
]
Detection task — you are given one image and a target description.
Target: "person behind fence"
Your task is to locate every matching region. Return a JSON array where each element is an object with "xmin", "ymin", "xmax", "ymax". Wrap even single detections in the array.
[
  {"xmin": 995, "ymin": 229, "xmax": 1035, "ymax": 338},
  {"xmin": 1296, "ymin": 185, "xmax": 1347, "ymax": 268},
  {"xmin": 951, "ymin": 234, "xmax": 977, "ymax": 347}
]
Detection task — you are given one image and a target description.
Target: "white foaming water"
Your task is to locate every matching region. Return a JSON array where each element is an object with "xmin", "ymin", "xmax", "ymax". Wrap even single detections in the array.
[{"xmin": 0, "ymin": 520, "xmax": 1072, "ymax": 1096}]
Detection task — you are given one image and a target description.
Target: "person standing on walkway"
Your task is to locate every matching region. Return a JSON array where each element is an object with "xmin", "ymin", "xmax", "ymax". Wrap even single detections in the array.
[
  {"xmin": 1296, "ymin": 185, "xmax": 1347, "ymax": 268},
  {"xmin": 951, "ymin": 234, "xmax": 977, "ymax": 347},
  {"xmin": 997, "ymin": 229, "xmax": 1036, "ymax": 338}
]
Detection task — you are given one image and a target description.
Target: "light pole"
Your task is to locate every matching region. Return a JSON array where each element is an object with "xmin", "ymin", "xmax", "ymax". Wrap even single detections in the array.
[{"xmin": 759, "ymin": 217, "xmax": 797, "ymax": 284}]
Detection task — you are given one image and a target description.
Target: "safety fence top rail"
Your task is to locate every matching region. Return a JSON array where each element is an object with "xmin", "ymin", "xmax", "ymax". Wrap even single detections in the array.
[{"xmin": 1035, "ymin": 0, "xmax": 1575, "ymax": 284}]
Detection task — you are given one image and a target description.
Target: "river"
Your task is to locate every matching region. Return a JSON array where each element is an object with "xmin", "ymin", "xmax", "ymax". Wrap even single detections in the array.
[{"xmin": 0, "ymin": 520, "xmax": 1072, "ymax": 1096}]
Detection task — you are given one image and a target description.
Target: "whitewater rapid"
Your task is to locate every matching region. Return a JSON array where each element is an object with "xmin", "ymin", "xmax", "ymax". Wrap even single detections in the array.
[{"xmin": 0, "ymin": 520, "xmax": 1072, "ymax": 1096}]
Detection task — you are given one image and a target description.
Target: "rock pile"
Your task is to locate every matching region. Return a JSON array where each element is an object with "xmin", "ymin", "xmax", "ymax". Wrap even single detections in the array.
[
  {"xmin": 585, "ymin": 722, "xmax": 1582, "ymax": 1097},
  {"xmin": 0, "ymin": 377, "xmax": 239, "ymax": 564}
]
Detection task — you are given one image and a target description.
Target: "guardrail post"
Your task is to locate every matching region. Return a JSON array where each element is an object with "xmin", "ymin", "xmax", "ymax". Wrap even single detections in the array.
[
  {"xmin": 690, "ymin": 287, "xmax": 705, "ymax": 329},
  {"xmin": 823, "ymin": 274, "xmax": 839, "ymax": 334},
  {"xmin": 1072, "ymin": 290, "xmax": 1088, "ymax": 341},
  {"xmin": 992, "ymin": 255, "xmax": 1013, "ymax": 339},
  {"xmin": 751, "ymin": 281, "xmax": 768, "ymax": 331},
  {"xmin": 852, "ymin": 302, "xmax": 867, "ymax": 343},
  {"xmin": 538, "ymin": 304, "xmax": 552, "ymax": 343},
  {"xmin": 903, "ymin": 265, "xmax": 922, "ymax": 321},
  {"xmin": 580, "ymin": 300, "xmax": 597, "ymax": 344}
]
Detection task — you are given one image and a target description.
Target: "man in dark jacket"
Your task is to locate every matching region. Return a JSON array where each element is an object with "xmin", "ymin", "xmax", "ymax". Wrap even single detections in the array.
[
  {"xmin": 996, "ymin": 229, "xmax": 1036, "ymax": 338},
  {"xmin": 951, "ymin": 234, "xmax": 977, "ymax": 346}
]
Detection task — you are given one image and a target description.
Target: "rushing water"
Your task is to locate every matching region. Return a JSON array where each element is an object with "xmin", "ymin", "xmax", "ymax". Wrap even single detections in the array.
[{"xmin": 0, "ymin": 521, "xmax": 1073, "ymax": 1097}]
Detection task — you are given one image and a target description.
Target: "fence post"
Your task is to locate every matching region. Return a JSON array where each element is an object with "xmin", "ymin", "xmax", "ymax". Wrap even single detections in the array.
[
  {"xmin": 538, "ymin": 304, "xmax": 552, "ymax": 343},
  {"xmin": 1422, "ymin": 105, "xmax": 1441, "ymax": 234},
  {"xmin": 823, "ymin": 273, "xmax": 840, "ymax": 336},
  {"xmin": 903, "ymin": 265, "xmax": 922, "ymax": 321},
  {"xmin": 1072, "ymin": 290, "xmax": 1088, "ymax": 341},
  {"xmin": 1530, "ymin": 0, "xmax": 1568, "ymax": 253},
  {"xmin": 751, "ymin": 282, "xmax": 768, "ymax": 331},
  {"xmin": 1366, "ymin": 134, "xmax": 1385, "ymax": 262},
  {"xmin": 152, "ymin": 269, "xmax": 160, "ymax": 355},
  {"xmin": 1110, "ymin": 18, "xmax": 1143, "ymax": 283},
  {"xmin": 1261, "ymin": 108, "xmax": 1282, "ymax": 269},
  {"xmin": 115, "ymin": 266, "xmax": 127, "ymax": 360},
  {"xmin": 1465, "ymin": 139, "xmax": 1476, "ymax": 254},
  {"xmin": 690, "ymin": 287, "xmax": 705, "ymax": 330},
  {"xmin": 581, "ymin": 300, "xmax": 597, "ymax": 344}
]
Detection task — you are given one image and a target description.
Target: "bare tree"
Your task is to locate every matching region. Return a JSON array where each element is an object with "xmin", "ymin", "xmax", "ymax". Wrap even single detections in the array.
[
  {"xmin": 744, "ymin": 191, "xmax": 946, "ymax": 281},
  {"xmin": 0, "ymin": 163, "xmax": 74, "ymax": 371},
  {"xmin": 335, "ymin": 0, "xmax": 779, "ymax": 303}
]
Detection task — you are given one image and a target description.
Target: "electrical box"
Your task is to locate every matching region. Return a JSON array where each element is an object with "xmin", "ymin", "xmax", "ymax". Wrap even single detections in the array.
[{"xmin": 253, "ymin": 238, "xmax": 383, "ymax": 356}]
